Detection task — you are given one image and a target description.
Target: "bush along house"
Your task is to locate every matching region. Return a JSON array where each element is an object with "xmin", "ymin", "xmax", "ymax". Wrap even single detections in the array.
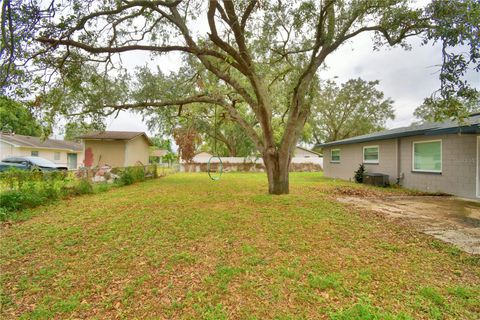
[{"xmin": 317, "ymin": 114, "xmax": 480, "ymax": 198}]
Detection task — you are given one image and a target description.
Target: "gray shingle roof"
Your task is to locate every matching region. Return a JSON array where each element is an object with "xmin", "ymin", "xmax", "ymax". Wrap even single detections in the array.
[
  {"xmin": 77, "ymin": 131, "xmax": 153, "ymax": 145},
  {"xmin": 316, "ymin": 114, "xmax": 480, "ymax": 148},
  {"xmin": 0, "ymin": 134, "xmax": 83, "ymax": 151}
]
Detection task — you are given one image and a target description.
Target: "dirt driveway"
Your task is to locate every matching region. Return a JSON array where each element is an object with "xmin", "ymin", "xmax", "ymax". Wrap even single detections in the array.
[{"xmin": 337, "ymin": 196, "xmax": 480, "ymax": 254}]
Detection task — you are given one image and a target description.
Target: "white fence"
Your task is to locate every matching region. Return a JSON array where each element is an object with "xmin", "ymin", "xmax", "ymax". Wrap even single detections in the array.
[
  {"xmin": 189, "ymin": 156, "xmax": 322, "ymax": 167},
  {"xmin": 180, "ymin": 156, "xmax": 323, "ymax": 173}
]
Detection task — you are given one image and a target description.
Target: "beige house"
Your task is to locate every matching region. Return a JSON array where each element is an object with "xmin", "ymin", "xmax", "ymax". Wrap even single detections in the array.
[
  {"xmin": 294, "ymin": 146, "xmax": 322, "ymax": 158},
  {"xmin": 318, "ymin": 114, "xmax": 480, "ymax": 198},
  {"xmin": 0, "ymin": 133, "xmax": 84, "ymax": 169},
  {"xmin": 78, "ymin": 131, "xmax": 153, "ymax": 168}
]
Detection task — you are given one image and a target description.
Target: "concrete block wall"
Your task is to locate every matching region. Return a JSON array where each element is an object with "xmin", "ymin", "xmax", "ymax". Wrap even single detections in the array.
[
  {"xmin": 399, "ymin": 134, "xmax": 477, "ymax": 198},
  {"xmin": 323, "ymin": 139, "xmax": 398, "ymax": 184},
  {"xmin": 323, "ymin": 134, "xmax": 479, "ymax": 198}
]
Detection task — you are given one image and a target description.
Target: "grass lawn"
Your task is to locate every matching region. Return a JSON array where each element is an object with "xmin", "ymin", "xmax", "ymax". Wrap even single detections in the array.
[{"xmin": 1, "ymin": 173, "xmax": 479, "ymax": 319}]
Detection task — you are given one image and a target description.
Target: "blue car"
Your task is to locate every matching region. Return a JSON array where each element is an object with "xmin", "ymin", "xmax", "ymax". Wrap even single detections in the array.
[{"xmin": 0, "ymin": 156, "xmax": 68, "ymax": 172}]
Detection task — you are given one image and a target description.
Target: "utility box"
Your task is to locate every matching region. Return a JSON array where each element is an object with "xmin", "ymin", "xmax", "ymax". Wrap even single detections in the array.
[{"xmin": 363, "ymin": 173, "xmax": 389, "ymax": 187}]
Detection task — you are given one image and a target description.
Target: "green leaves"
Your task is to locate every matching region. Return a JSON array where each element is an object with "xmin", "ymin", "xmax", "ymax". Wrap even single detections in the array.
[
  {"xmin": 0, "ymin": 96, "xmax": 43, "ymax": 136},
  {"xmin": 422, "ymin": 0, "xmax": 480, "ymax": 117},
  {"xmin": 308, "ymin": 78, "xmax": 395, "ymax": 144}
]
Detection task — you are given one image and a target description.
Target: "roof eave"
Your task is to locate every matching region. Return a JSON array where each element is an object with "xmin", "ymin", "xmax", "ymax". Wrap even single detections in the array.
[
  {"xmin": 0, "ymin": 138, "xmax": 21, "ymax": 148},
  {"xmin": 316, "ymin": 129, "xmax": 429, "ymax": 148},
  {"xmin": 295, "ymin": 146, "xmax": 321, "ymax": 156},
  {"xmin": 79, "ymin": 132, "xmax": 153, "ymax": 146},
  {"xmin": 316, "ymin": 124, "xmax": 480, "ymax": 148}
]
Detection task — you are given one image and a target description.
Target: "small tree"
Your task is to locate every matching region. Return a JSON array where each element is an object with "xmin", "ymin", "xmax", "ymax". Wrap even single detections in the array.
[
  {"xmin": 172, "ymin": 128, "xmax": 200, "ymax": 163},
  {"xmin": 354, "ymin": 164, "xmax": 366, "ymax": 183}
]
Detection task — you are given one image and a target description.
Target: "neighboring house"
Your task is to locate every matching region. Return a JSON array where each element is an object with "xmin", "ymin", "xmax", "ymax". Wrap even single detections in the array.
[
  {"xmin": 151, "ymin": 149, "xmax": 168, "ymax": 158},
  {"xmin": 0, "ymin": 133, "xmax": 83, "ymax": 169},
  {"xmin": 150, "ymin": 149, "xmax": 169, "ymax": 164},
  {"xmin": 294, "ymin": 146, "xmax": 322, "ymax": 158},
  {"xmin": 78, "ymin": 131, "xmax": 153, "ymax": 168},
  {"xmin": 187, "ymin": 147, "xmax": 323, "ymax": 167},
  {"xmin": 317, "ymin": 114, "xmax": 480, "ymax": 198},
  {"xmin": 190, "ymin": 151, "xmax": 215, "ymax": 163}
]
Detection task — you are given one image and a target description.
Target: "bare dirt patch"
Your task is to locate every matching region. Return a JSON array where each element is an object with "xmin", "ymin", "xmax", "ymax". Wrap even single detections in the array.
[{"xmin": 337, "ymin": 196, "xmax": 480, "ymax": 254}]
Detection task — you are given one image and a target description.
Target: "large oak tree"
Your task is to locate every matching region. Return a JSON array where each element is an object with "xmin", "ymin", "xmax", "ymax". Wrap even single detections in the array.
[{"xmin": 1, "ymin": 0, "xmax": 479, "ymax": 194}]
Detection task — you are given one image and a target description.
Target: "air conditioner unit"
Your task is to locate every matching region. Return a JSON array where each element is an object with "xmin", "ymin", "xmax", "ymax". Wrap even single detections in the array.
[{"xmin": 363, "ymin": 173, "xmax": 389, "ymax": 187}]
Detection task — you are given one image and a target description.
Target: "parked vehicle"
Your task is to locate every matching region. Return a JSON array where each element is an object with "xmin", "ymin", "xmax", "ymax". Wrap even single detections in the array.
[
  {"xmin": 1, "ymin": 156, "xmax": 68, "ymax": 171},
  {"xmin": 0, "ymin": 161, "xmax": 29, "ymax": 172}
]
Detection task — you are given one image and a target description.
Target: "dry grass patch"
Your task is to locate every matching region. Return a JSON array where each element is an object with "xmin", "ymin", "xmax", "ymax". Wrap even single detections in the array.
[{"xmin": 1, "ymin": 173, "xmax": 479, "ymax": 319}]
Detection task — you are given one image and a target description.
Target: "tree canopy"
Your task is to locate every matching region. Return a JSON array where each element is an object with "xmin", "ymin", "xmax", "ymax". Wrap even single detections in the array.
[
  {"xmin": 1, "ymin": 0, "xmax": 479, "ymax": 193},
  {"xmin": 0, "ymin": 96, "xmax": 43, "ymax": 136},
  {"xmin": 309, "ymin": 78, "xmax": 395, "ymax": 144},
  {"xmin": 63, "ymin": 120, "xmax": 106, "ymax": 141}
]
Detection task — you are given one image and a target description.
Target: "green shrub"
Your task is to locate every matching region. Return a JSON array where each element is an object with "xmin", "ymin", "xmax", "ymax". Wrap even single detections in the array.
[
  {"xmin": 72, "ymin": 179, "xmax": 94, "ymax": 195},
  {"xmin": 0, "ymin": 166, "xmax": 152, "ymax": 221},
  {"xmin": 118, "ymin": 169, "xmax": 135, "ymax": 185},
  {"xmin": 0, "ymin": 168, "xmax": 30, "ymax": 190},
  {"xmin": 0, "ymin": 191, "xmax": 25, "ymax": 211},
  {"xmin": 0, "ymin": 190, "xmax": 46, "ymax": 212},
  {"xmin": 40, "ymin": 184, "xmax": 60, "ymax": 200},
  {"xmin": 354, "ymin": 164, "xmax": 366, "ymax": 183},
  {"xmin": 117, "ymin": 166, "xmax": 145, "ymax": 185},
  {"xmin": 94, "ymin": 182, "xmax": 111, "ymax": 193},
  {"xmin": 0, "ymin": 207, "xmax": 8, "ymax": 221},
  {"xmin": 131, "ymin": 166, "xmax": 146, "ymax": 181}
]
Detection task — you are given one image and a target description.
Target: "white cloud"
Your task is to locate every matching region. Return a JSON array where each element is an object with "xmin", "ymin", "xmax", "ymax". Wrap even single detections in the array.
[{"xmin": 319, "ymin": 34, "xmax": 445, "ymax": 128}]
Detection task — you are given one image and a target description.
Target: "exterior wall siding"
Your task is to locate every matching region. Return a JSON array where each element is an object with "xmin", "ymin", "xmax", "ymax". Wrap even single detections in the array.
[
  {"xmin": 0, "ymin": 141, "xmax": 16, "ymax": 159},
  {"xmin": 84, "ymin": 140, "xmax": 126, "ymax": 168},
  {"xmin": 323, "ymin": 139, "xmax": 398, "ymax": 184},
  {"xmin": 322, "ymin": 134, "xmax": 478, "ymax": 198},
  {"xmin": 399, "ymin": 134, "xmax": 477, "ymax": 198},
  {"xmin": 125, "ymin": 136, "xmax": 150, "ymax": 166}
]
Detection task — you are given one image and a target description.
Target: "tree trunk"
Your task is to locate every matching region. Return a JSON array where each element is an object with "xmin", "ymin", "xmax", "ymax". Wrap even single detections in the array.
[{"xmin": 263, "ymin": 151, "xmax": 291, "ymax": 195}]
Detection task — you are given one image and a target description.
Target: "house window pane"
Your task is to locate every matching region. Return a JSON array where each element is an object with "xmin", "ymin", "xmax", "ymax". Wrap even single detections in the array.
[
  {"xmin": 31, "ymin": 151, "xmax": 39, "ymax": 156},
  {"xmin": 331, "ymin": 149, "xmax": 340, "ymax": 162},
  {"xmin": 54, "ymin": 152, "xmax": 60, "ymax": 160},
  {"xmin": 414, "ymin": 141, "xmax": 441, "ymax": 172},
  {"xmin": 363, "ymin": 146, "xmax": 379, "ymax": 163}
]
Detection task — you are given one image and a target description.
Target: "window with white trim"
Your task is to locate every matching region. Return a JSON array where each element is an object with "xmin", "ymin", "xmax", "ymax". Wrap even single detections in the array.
[
  {"xmin": 413, "ymin": 140, "xmax": 442, "ymax": 173},
  {"xmin": 331, "ymin": 149, "xmax": 340, "ymax": 163},
  {"xmin": 31, "ymin": 150, "xmax": 39, "ymax": 156},
  {"xmin": 54, "ymin": 152, "xmax": 61, "ymax": 160},
  {"xmin": 363, "ymin": 146, "xmax": 379, "ymax": 164}
]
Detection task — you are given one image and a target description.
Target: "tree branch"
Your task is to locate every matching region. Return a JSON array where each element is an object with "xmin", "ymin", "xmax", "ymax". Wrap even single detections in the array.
[
  {"xmin": 37, "ymin": 36, "xmax": 194, "ymax": 54},
  {"xmin": 240, "ymin": 0, "xmax": 257, "ymax": 31}
]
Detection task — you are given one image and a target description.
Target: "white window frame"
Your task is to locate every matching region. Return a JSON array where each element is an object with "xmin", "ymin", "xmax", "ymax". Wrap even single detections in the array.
[
  {"xmin": 54, "ymin": 152, "xmax": 61, "ymax": 161},
  {"xmin": 331, "ymin": 148, "xmax": 341, "ymax": 163},
  {"xmin": 31, "ymin": 150, "xmax": 39, "ymax": 157},
  {"xmin": 412, "ymin": 139, "xmax": 442, "ymax": 173},
  {"xmin": 363, "ymin": 145, "xmax": 379, "ymax": 164}
]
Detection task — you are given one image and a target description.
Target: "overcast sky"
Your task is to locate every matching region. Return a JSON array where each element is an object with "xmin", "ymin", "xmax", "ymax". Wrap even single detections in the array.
[{"xmin": 102, "ymin": 27, "xmax": 478, "ymax": 139}]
